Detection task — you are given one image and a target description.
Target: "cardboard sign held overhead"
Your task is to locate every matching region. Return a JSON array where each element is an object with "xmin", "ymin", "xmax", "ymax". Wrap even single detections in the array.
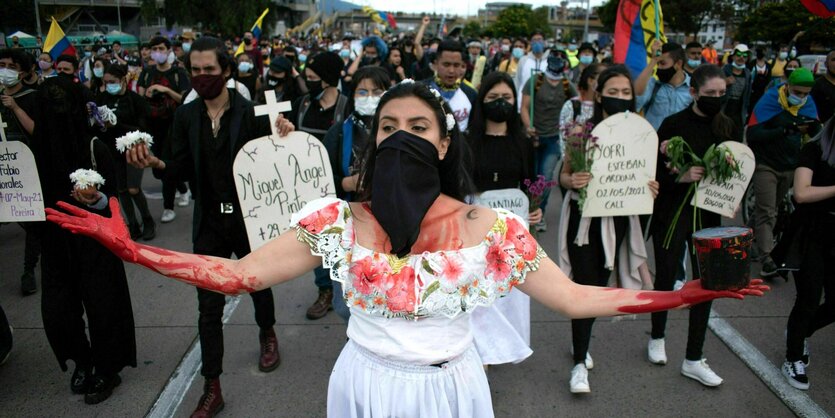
[
  {"xmin": 691, "ymin": 141, "xmax": 756, "ymax": 218},
  {"xmin": 233, "ymin": 131, "xmax": 336, "ymax": 250},
  {"xmin": 0, "ymin": 113, "xmax": 45, "ymax": 222},
  {"xmin": 582, "ymin": 112, "xmax": 658, "ymax": 217}
]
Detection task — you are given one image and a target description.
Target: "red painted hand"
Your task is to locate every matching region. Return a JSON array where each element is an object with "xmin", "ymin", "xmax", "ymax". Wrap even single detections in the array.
[
  {"xmin": 618, "ymin": 279, "xmax": 769, "ymax": 314},
  {"xmin": 679, "ymin": 279, "xmax": 769, "ymax": 305},
  {"xmin": 45, "ymin": 197, "xmax": 138, "ymax": 262}
]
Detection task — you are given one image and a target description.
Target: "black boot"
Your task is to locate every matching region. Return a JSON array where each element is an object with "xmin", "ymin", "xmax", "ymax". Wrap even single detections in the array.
[
  {"xmin": 132, "ymin": 192, "xmax": 156, "ymax": 241},
  {"xmin": 71, "ymin": 364, "xmax": 92, "ymax": 394},
  {"xmin": 20, "ymin": 269, "xmax": 37, "ymax": 296},
  {"xmin": 84, "ymin": 373, "xmax": 121, "ymax": 404}
]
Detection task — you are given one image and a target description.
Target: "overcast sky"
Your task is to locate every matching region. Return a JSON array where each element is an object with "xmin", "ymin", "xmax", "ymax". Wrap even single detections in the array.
[{"xmin": 363, "ymin": 0, "xmax": 606, "ymax": 17}]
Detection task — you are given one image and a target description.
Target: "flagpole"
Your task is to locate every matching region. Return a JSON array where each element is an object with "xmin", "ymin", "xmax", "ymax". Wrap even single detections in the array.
[
  {"xmin": 34, "ymin": 0, "xmax": 42, "ymax": 37},
  {"xmin": 653, "ymin": 0, "xmax": 661, "ymax": 41}
]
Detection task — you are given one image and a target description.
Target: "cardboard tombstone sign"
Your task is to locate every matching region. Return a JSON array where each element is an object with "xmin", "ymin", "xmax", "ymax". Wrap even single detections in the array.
[
  {"xmin": 691, "ymin": 141, "xmax": 756, "ymax": 218},
  {"xmin": 474, "ymin": 188, "xmax": 530, "ymax": 228},
  {"xmin": 582, "ymin": 112, "xmax": 658, "ymax": 217},
  {"xmin": 233, "ymin": 91, "xmax": 336, "ymax": 250},
  {"xmin": 0, "ymin": 113, "xmax": 45, "ymax": 222}
]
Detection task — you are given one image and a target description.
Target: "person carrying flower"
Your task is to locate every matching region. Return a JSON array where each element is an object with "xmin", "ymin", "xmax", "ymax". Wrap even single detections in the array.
[{"xmin": 557, "ymin": 65, "xmax": 658, "ymax": 394}]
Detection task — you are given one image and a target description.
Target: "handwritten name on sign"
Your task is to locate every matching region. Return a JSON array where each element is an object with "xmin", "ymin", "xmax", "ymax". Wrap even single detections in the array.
[
  {"xmin": 691, "ymin": 141, "xmax": 755, "ymax": 218},
  {"xmin": 582, "ymin": 112, "xmax": 658, "ymax": 217},
  {"xmin": 0, "ymin": 142, "xmax": 45, "ymax": 222},
  {"xmin": 233, "ymin": 131, "xmax": 336, "ymax": 250},
  {"xmin": 475, "ymin": 188, "xmax": 530, "ymax": 228}
]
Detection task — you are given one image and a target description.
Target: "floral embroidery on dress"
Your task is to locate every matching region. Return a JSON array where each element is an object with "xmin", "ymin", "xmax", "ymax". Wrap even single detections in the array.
[{"xmin": 291, "ymin": 198, "xmax": 546, "ymax": 320}]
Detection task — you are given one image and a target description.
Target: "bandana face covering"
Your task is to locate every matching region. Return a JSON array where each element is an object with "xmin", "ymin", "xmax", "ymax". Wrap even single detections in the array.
[{"xmin": 371, "ymin": 130, "xmax": 442, "ymax": 258}]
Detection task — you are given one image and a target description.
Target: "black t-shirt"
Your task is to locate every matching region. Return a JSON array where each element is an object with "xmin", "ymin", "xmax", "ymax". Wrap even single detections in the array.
[
  {"xmin": 0, "ymin": 87, "xmax": 37, "ymax": 143},
  {"xmin": 199, "ymin": 105, "xmax": 235, "ymax": 204},
  {"xmin": 288, "ymin": 94, "xmax": 347, "ymax": 141},
  {"xmin": 797, "ymin": 139, "xmax": 835, "ymax": 213},
  {"xmin": 811, "ymin": 77, "xmax": 835, "ymax": 124},
  {"xmin": 470, "ymin": 134, "xmax": 531, "ymax": 192}
]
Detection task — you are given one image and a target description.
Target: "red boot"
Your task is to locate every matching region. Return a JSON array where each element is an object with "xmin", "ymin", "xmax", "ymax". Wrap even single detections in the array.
[
  {"xmin": 259, "ymin": 328, "xmax": 280, "ymax": 372},
  {"xmin": 190, "ymin": 378, "xmax": 224, "ymax": 418}
]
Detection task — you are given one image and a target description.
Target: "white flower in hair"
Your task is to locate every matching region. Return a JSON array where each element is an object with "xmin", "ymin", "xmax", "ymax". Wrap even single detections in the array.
[
  {"xmin": 400, "ymin": 78, "xmax": 415, "ymax": 84},
  {"xmin": 446, "ymin": 113, "xmax": 456, "ymax": 131},
  {"xmin": 69, "ymin": 169, "xmax": 106, "ymax": 189},
  {"xmin": 115, "ymin": 130, "xmax": 154, "ymax": 153},
  {"xmin": 430, "ymin": 88, "xmax": 442, "ymax": 99}
]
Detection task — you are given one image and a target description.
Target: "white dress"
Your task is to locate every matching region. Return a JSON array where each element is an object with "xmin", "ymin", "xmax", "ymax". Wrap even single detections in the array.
[{"xmin": 290, "ymin": 198, "xmax": 545, "ymax": 418}]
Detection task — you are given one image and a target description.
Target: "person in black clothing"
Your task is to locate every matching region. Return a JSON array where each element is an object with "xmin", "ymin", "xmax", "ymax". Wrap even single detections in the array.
[
  {"xmin": 1, "ymin": 48, "xmax": 42, "ymax": 295},
  {"xmin": 126, "ymin": 37, "xmax": 293, "ymax": 418},
  {"xmin": 323, "ymin": 66, "xmax": 391, "ymax": 321},
  {"xmin": 748, "ymin": 48, "xmax": 772, "ymax": 114},
  {"xmin": 649, "ymin": 64, "xmax": 737, "ymax": 387},
  {"xmin": 233, "ymin": 53, "xmax": 260, "ymax": 100},
  {"xmin": 286, "ymin": 51, "xmax": 351, "ymax": 320},
  {"xmin": 811, "ymin": 50, "xmax": 835, "ymax": 124},
  {"xmin": 258, "ymin": 56, "xmax": 305, "ymax": 105},
  {"xmin": 95, "ymin": 64, "xmax": 156, "ymax": 240},
  {"xmin": 777, "ymin": 118, "xmax": 835, "ymax": 390},
  {"xmin": 138, "ymin": 36, "xmax": 192, "ymax": 224},
  {"xmin": 33, "ymin": 76, "xmax": 136, "ymax": 405}
]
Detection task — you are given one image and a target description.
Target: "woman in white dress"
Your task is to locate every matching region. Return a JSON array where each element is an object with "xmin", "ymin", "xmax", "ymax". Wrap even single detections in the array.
[{"xmin": 46, "ymin": 80, "xmax": 768, "ymax": 418}]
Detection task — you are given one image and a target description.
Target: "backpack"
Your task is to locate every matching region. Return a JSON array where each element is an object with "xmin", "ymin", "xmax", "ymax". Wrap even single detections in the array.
[{"xmin": 142, "ymin": 67, "xmax": 181, "ymax": 120}]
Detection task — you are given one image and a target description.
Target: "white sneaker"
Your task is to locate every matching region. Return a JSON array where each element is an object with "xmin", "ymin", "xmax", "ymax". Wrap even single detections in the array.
[
  {"xmin": 647, "ymin": 338, "xmax": 667, "ymax": 365},
  {"xmin": 161, "ymin": 209, "xmax": 176, "ymax": 223},
  {"xmin": 681, "ymin": 359, "xmax": 723, "ymax": 387},
  {"xmin": 568, "ymin": 347, "xmax": 594, "ymax": 369},
  {"xmin": 177, "ymin": 190, "xmax": 191, "ymax": 207},
  {"xmin": 569, "ymin": 364, "xmax": 590, "ymax": 393},
  {"xmin": 673, "ymin": 279, "xmax": 686, "ymax": 291}
]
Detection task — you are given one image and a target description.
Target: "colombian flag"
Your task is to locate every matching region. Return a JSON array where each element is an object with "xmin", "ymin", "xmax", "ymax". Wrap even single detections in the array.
[
  {"xmin": 613, "ymin": 0, "xmax": 666, "ymax": 77},
  {"xmin": 748, "ymin": 85, "xmax": 818, "ymax": 127},
  {"xmin": 44, "ymin": 17, "xmax": 76, "ymax": 61},
  {"xmin": 378, "ymin": 12, "xmax": 398, "ymax": 29},
  {"xmin": 235, "ymin": 8, "xmax": 270, "ymax": 57},
  {"xmin": 801, "ymin": 0, "xmax": 835, "ymax": 18}
]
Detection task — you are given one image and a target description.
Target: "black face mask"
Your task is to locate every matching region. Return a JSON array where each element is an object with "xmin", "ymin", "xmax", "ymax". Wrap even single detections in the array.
[
  {"xmin": 655, "ymin": 66, "xmax": 677, "ymax": 84},
  {"xmin": 360, "ymin": 56, "xmax": 379, "ymax": 66},
  {"xmin": 600, "ymin": 96, "xmax": 632, "ymax": 116},
  {"xmin": 696, "ymin": 95, "xmax": 723, "ymax": 118},
  {"xmin": 306, "ymin": 79, "xmax": 324, "ymax": 98},
  {"xmin": 371, "ymin": 130, "xmax": 442, "ymax": 258},
  {"xmin": 482, "ymin": 98, "xmax": 514, "ymax": 123}
]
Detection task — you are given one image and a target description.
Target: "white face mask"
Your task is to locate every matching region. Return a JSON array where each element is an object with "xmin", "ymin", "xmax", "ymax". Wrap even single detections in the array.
[
  {"xmin": 354, "ymin": 95, "xmax": 381, "ymax": 116},
  {"xmin": 0, "ymin": 68, "xmax": 20, "ymax": 86}
]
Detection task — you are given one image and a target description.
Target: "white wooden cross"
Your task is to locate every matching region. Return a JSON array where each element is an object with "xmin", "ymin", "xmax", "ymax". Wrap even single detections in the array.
[
  {"xmin": 254, "ymin": 90, "xmax": 292, "ymax": 137},
  {"xmin": 0, "ymin": 111, "xmax": 7, "ymax": 142}
]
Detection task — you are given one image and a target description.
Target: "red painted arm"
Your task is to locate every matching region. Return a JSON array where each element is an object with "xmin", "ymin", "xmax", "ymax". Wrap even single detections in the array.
[
  {"xmin": 616, "ymin": 279, "xmax": 769, "ymax": 314},
  {"xmin": 45, "ymin": 198, "xmax": 259, "ymax": 295}
]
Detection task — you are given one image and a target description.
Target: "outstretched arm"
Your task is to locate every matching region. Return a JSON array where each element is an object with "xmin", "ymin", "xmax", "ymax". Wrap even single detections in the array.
[
  {"xmin": 46, "ymin": 198, "xmax": 321, "ymax": 295},
  {"xmin": 518, "ymin": 257, "xmax": 767, "ymax": 319}
]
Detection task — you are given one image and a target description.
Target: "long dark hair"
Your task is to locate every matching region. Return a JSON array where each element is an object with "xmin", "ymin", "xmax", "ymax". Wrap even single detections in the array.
[
  {"xmin": 592, "ymin": 64, "xmax": 636, "ymax": 124},
  {"xmin": 356, "ymin": 81, "xmax": 475, "ymax": 202},
  {"xmin": 690, "ymin": 64, "xmax": 735, "ymax": 141},
  {"xmin": 466, "ymin": 72, "xmax": 532, "ymax": 188}
]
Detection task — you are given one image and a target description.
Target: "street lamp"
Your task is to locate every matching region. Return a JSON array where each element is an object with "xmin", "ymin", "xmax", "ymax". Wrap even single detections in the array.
[{"xmin": 568, "ymin": 0, "xmax": 591, "ymax": 42}]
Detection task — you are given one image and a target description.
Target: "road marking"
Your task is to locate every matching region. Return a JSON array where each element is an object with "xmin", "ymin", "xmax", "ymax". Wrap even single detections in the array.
[
  {"xmin": 145, "ymin": 296, "xmax": 241, "ymax": 418},
  {"xmin": 709, "ymin": 309, "xmax": 830, "ymax": 418}
]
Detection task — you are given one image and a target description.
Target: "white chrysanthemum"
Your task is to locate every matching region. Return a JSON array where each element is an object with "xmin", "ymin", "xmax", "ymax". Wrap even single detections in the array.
[
  {"xmin": 115, "ymin": 130, "xmax": 154, "ymax": 153},
  {"xmin": 69, "ymin": 169, "xmax": 106, "ymax": 189},
  {"xmin": 445, "ymin": 113, "xmax": 456, "ymax": 131},
  {"xmin": 97, "ymin": 105, "xmax": 118, "ymax": 126}
]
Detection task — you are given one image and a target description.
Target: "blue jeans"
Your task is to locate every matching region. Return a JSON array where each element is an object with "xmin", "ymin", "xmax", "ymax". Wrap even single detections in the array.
[
  {"xmin": 534, "ymin": 134, "xmax": 562, "ymax": 213},
  {"xmin": 314, "ymin": 266, "xmax": 333, "ymax": 290},
  {"xmin": 331, "ymin": 281, "xmax": 350, "ymax": 323}
]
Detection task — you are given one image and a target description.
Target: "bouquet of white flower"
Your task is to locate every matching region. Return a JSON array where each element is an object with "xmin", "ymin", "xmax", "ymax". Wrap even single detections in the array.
[
  {"xmin": 115, "ymin": 131, "xmax": 154, "ymax": 153},
  {"xmin": 69, "ymin": 169, "xmax": 106, "ymax": 190}
]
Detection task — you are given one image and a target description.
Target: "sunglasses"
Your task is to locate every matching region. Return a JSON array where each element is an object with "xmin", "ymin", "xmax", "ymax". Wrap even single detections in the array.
[{"xmin": 734, "ymin": 51, "xmax": 749, "ymax": 58}]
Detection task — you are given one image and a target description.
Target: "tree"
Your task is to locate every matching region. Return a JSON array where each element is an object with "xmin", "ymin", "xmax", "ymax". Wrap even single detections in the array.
[
  {"xmin": 663, "ymin": 0, "xmax": 713, "ymax": 38},
  {"xmin": 489, "ymin": 4, "xmax": 550, "ymax": 38},
  {"xmin": 1, "ymin": 0, "xmax": 36, "ymax": 35},
  {"xmin": 735, "ymin": 1, "xmax": 835, "ymax": 49},
  {"xmin": 463, "ymin": 20, "xmax": 483, "ymax": 38},
  {"xmin": 597, "ymin": 0, "xmax": 618, "ymax": 33},
  {"xmin": 141, "ymin": 0, "xmax": 276, "ymax": 38}
]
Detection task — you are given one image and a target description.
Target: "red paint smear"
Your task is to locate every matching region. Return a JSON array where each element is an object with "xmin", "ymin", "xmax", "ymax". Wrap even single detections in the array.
[{"xmin": 616, "ymin": 289, "xmax": 683, "ymax": 314}]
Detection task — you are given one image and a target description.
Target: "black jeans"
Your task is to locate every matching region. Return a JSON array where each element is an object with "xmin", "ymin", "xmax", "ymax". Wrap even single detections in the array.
[
  {"xmin": 786, "ymin": 214, "xmax": 835, "ymax": 361},
  {"xmin": 567, "ymin": 201, "xmax": 628, "ymax": 364},
  {"xmin": 651, "ymin": 207, "xmax": 719, "ymax": 361},
  {"xmin": 193, "ymin": 209, "xmax": 276, "ymax": 378},
  {"xmin": 149, "ymin": 118, "xmax": 188, "ymax": 210},
  {"xmin": 19, "ymin": 222, "xmax": 41, "ymax": 271}
]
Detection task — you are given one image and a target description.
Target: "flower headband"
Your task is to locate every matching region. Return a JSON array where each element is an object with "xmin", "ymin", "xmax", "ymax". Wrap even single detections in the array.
[{"xmin": 389, "ymin": 79, "xmax": 457, "ymax": 132}]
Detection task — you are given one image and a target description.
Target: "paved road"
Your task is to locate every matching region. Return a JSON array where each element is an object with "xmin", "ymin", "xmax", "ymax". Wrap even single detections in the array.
[{"xmin": 0, "ymin": 179, "xmax": 832, "ymax": 417}]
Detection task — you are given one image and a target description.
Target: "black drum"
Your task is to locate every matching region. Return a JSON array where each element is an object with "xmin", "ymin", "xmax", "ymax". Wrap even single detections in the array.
[{"xmin": 692, "ymin": 227, "xmax": 754, "ymax": 291}]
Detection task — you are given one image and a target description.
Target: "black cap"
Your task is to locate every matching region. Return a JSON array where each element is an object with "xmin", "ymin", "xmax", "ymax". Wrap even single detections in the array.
[{"xmin": 578, "ymin": 42, "xmax": 597, "ymax": 55}]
